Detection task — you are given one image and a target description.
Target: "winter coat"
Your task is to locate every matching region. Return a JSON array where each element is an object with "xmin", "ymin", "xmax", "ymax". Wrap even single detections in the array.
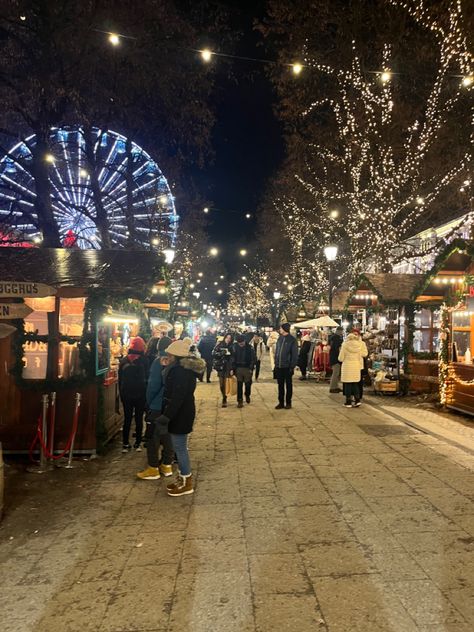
[
  {"xmin": 118, "ymin": 353, "xmax": 148, "ymax": 401},
  {"xmin": 146, "ymin": 358, "xmax": 164, "ymax": 412},
  {"xmin": 329, "ymin": 333, "xmax": 343, "ymax": 366},
  {"xmin": 275, "ymin": 334, "xmax": 298, "ymax": 370},
  {"xmin": 162, "ymin": 356, "xmax": 206, "ymax": 434},
  {"xmin": 297, "ymin": 339, "xmax": 311, "ymax": 370},
  {"xmin": 338, "ymin": 334, "xmax": 368, "ymax": 383},
  {"xmin": 232, "ymin": 342, "xmax": 256, "ymax": 370},
  {"xmin": 197, "ymin": 334, "xmax": 217, "ymax": 361},
  {"xmin": 252, "ymin": 337, "xmax": 265, "ymax": 361},
  {"xmin": 212, "ymin": 341, "xmax": 234, "ymax": 377}
]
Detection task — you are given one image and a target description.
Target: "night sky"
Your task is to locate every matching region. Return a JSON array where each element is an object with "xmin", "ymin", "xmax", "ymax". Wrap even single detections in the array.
[{"xmin": 197, "ymin": 1, "xmax": 285, "ymax": 261}]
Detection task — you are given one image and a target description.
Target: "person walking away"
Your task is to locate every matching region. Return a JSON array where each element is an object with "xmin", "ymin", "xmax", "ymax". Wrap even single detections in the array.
[
  {"xmin": 338, "ymin": 332, "xmax": 368, "ymax": 407},
  {"xmin": 136, "ymin": 339, "xmax": 174, "ymax": 480},
  {"xmin": 274, "ymin": 323, "xmax": 298, "ymax": 409},
  {"xmin": 297, "ymin": 334, "xmax": 311, "ymax": 380},
  {"xmin": 198, "ymin": 329, "xmax": 217, "ymax": 382},
  {"xmin": 267, "ymin": 329, "xmax": 279, "ymax": 374},
  {"xmin": 151, "ymin": 339, "xmax": 206, "ymax": 496},
  {"xmin": 212, "ymin": 333, "xmax": 234, "ymax": 407},
  {"xmin": 119, "ymin": 336, "xmax": 148, "ymax": 452},
  {"xmin": 329, "ymin": 326, "xmax": 344, "ymax": 392},
  {"xmin": 251, "ymin": 333, "xmax": 265, "ymax": 381},
  {"xmin": 233, "ymin": 334, "xmax": 256, "ymax": 408}
]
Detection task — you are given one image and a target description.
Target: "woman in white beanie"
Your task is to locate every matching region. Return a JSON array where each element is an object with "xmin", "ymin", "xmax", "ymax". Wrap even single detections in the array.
[{"xmin": 153, "ymin": 338, "xmax": 205, "ymax": 496}]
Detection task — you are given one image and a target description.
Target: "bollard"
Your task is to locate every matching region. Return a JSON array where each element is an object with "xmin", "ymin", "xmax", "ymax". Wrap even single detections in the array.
[
  {"xmin": 65, "ymin": 393, "xmax": 81, "ymax": 469},
  {"xmin": 48, "ymin": 392, "xmax": 56, "ymax": 462},
  {"xmin": 39, "ymin": 394, "xmax": 49, "ymax": 472},
  {"xmin": 27, "ymin": 394, "xmax": 49, "ymax": 474}
]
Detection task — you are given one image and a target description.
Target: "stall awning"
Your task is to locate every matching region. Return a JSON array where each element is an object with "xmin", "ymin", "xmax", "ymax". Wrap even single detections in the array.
[
  {"xmin": 0, "ymin": 248, "xmax": 164, "ymax": 297},
  {"xmin": 348, "ymin": 273, "xmax": 424, "ymax": 306}
]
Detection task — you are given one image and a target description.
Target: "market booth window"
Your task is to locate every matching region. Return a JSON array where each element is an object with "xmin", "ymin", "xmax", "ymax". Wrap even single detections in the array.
[
  {"xmin": 452, "ymin": 311, "xmax": 473, "ymax": 359},
  {"xmin": 23, "ymin": 296, "xmax": 55, "ymax": 379},
  {"xmin": 59, "ymin": 298, "xmax": 85, "ymax": 379},
  {"xmin": 413, "ymin": 308, "xmax": 441, "ymax": 354}
]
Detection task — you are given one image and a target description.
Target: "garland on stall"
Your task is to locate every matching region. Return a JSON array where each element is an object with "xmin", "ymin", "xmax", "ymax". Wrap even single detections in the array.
[{"xmin": 438, "ymin": 303, "xmax": 450, "ymax": 405}]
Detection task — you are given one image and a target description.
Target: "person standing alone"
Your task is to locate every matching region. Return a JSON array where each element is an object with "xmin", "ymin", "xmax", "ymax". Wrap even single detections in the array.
[
  {"xmin": 329, "ymin": 326, "xmax": 344, "ymax": 393},
  {"xmin": 198, "ymin": 329, "xmax": 217, "ymax": 382},
  {"xmin": 233, "ymin": 334, "xmax": 256, "ymax": 408},
  {"xmin": 274, "ymin": 323, "xmax": 298, "ymax": 409},
  {"xmin": 338, "ymin": 331, "xmax": 368, "ymax": 407}
]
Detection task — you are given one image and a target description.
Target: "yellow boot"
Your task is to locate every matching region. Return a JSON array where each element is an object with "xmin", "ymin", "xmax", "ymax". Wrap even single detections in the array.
[{"xmin": 136, "ymin": 466, "xmax": 160, "ymax": 480}]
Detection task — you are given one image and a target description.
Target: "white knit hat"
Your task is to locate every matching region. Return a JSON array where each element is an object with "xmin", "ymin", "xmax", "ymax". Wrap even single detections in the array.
[{"xmin": 166, "ymin": 339, "xmax": 192, "ymax": 357}]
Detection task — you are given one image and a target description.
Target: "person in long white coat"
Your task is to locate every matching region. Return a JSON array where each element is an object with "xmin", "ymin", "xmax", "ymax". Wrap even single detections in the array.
[
  {"xmin": 267, "ymin": 330, "xmax": 279, "ymax": 372},
  {"xmin": 338, "ymin": 332, "xmax": 368, "ymax": 408}
]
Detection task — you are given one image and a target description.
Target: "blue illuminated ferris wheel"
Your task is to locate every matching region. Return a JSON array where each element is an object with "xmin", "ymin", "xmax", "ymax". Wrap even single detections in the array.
[{"xmin": 0, "ymin": 126, "xmax": 179, "ymax": 249}]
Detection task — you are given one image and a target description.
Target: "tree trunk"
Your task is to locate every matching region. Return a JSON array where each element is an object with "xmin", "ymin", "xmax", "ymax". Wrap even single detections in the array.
[
  {"xmin": 31, "ymin": 132, "xmax": 61, "ymax": 247},
  {"xmin": 84, "ymin": 127, "xmax": 111, "ymax": 248}
]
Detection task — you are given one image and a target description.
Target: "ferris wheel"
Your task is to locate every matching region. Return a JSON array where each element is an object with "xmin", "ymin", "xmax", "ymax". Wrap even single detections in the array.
[{"xmin": 0, "ymin": 126, "xmax": 178, "ymax": 249}]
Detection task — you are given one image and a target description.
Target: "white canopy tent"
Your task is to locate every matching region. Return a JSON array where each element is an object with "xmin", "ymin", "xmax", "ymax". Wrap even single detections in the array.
[{"xmin": 292, "ymin": 316, "xmax": 339, "ymax": 328}]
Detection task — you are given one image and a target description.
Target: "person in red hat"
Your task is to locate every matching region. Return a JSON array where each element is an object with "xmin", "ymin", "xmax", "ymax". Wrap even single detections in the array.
[{"xmin": 118, "ymin": 336, "xmax": 148, "ymax": 452}]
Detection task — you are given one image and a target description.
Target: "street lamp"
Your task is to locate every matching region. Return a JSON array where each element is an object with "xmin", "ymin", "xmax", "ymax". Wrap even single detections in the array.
[
  {"xmin": 163, "ymin": 248, "xmax": 175, "ymax": 264},
  {"xmin": 273, "ymin": 291, "xmax": 281, "ymax": 329},
  {"xmin": 324, "ymin": 245, "xmax": 338, "ymax": 316}
]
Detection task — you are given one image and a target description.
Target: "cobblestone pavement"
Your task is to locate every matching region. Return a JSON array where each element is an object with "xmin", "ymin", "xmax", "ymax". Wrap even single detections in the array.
[{"xmin": 1, "ymin": 363, "xmax": 474, "ymax": 632}]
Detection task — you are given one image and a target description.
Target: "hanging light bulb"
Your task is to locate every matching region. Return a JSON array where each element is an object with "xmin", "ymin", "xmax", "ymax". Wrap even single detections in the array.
[
  {"xmin": 201, "ymin": 49, "xmax": 212, "ymax": 62},
  {"xmin": 416, "ymin": 196, "xmax": 424, "ymax": 205},
  {"xmin": 45, "ymin": 153, "xmax": 55, "ymax": 163},
  {"xmin": 108, "ymin": 33, "xmax": 120, "ymax": 46},
  {"xmin": 380, "ymin": 71, "xmax": 392, "ymax": 83},
  {"xmin": 462, "ymin": 75, "xmax": 473, "ymax": 87},
  {"xmin": 292, "ymin": 63, "xmax": 303, "ymax": 75}
]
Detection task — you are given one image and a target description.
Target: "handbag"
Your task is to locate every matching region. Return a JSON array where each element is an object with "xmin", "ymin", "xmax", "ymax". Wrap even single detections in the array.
[{"xmin": 225, "ymin": 376, "xmax": 237, "ymax": 396}]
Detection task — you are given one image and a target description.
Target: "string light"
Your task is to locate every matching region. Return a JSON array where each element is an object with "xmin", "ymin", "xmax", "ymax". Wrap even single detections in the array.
[
  {"xmin": 380, "ymin": 70, "xmax": 392, "ymax": 83},
  {"xmin": 203, "ymin": 207, "xmax": 209, "ymax": 213},
  {"xmin": 462, "ymin": 76, "xmax": 473, "ymax": 87},
  {"xmin": 108, "ymin": 33, "xmax": 120, "ymax": 46},
  {"xmin": 209, "ymin": 247, "xmax": 218, "ymax": 256},
  {"xmin": 292, "ymin": 63, "xmax": 303, "ymax": 75},
  {"xmin": 44, "ymin": 153, "xmax": 55, "ymax": 163},
  {"xmin": 201, "ymin": 49, "xmax": 212, "ymax": 62}
]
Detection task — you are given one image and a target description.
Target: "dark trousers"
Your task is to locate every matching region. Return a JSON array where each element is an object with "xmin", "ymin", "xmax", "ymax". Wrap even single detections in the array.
[
  {"xmin": 275, "ymin": 367, "xmax": 293, "ymax": 405},
  {"xmin": 219, "ymin": 376, "xmax": 227, "ymax": 400},
  {"xmin": 300, "ymin": 365, "xmax": 307, "ymax": 378},
  {"xmin": 205, "ymin": 359, "xmax": 213, "ymax": 381},
  {"xmin": 343, "ymin": 382, "xmax": 360, "ymax": 403},
  {"xmin": 145, "ymin": 419, "xmax": 174, "ymax": 467},
  {"xmin": 236, "ymin": 367, "xmax": 252, "ymax": 401},
  {"xmin": 255, "ymin": 360, "xmax": 261, "ymax": 380},
  {"xmin": 122, "ymin": 397, "xmax": 145, "ymax": 445}
]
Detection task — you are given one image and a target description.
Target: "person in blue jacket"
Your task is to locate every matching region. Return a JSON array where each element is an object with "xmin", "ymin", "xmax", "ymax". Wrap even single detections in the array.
[{"xmin": 136, "ymin": 338, "xmax": 174, "ymax": 480}]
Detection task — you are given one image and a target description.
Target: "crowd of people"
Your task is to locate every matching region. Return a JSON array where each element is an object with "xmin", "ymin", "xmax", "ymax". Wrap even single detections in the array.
[{"xmin": 117, "ymin": 322, "xmax": 368, "ymax": 497}]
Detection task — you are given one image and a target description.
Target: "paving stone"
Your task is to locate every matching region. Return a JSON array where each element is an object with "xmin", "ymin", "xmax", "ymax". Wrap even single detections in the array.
[
  {"xmin": 254, "ymin": 594, "xmax": 326, "ymax": 631},
  {"xmin": 389, "ymin": 579, "xmax": 467, "ymax": 625},
  {"xmin": 301, "ymin": 540, "xmax": 377, "ymax": 578},
  {"xmin": 249, "ymin": 553, "xmax": 311, "ymax": 594}
]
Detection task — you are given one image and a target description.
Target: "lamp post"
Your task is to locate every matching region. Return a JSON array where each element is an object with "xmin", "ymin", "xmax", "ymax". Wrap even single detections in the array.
[
  {"xmin": 273, "ymin": 290, "xmax": 281, "ymax": 328},
  {"xmin": 324, "ymin": 245, "xmax": 338, "ymax": 316}
]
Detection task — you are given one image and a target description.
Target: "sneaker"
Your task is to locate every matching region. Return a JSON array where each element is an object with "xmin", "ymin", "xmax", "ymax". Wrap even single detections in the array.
[
  {"xmin": 136, "ymin": 466, "xmax": 160, "ymax": 480},
  {"xmin": 343, "ymin": 403, "xmax": 352, "ymax": 408},
  {"xmin": 275, "ymin": 403, "xmax": 284, "ymax": 409},
  {"xmin": 159, "ymin": 463, "xmax": 173, "ymax": 477},
  {"xmin": 122, "ymin": 444, "xmax": 132, "ymax": 453},
  {"xmin": 237, "ymin": 401, "xmax": 243, "ymax": 408},
  {"xmin": 284, "ymin": 404, "xmax": 292, "ymax": 409},
  {"xmin": 167, "ymin": 474, "xmax": 194, "ymax": 496},
  {"xmin": 353, "ymin": 401, "xmax": 361, "ymax": 407},
  {"xmin": 134, "ymin": 443, "xmax": 142, "ymax": 452},
  {"xmin": 245, "ymin": 395, "xmax": 251, "ymax": 404}
]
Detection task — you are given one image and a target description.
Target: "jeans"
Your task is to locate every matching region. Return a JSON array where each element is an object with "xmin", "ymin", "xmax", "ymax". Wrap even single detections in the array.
[
  {"xmin": 329, "ymin": 363, "xmax": 341, "ymax": 391},
  {"xmin": 255, "ymin": 360, "xmax": 261, "ymax": 380},
  {"xmin": 235, "ymin": 367, "xmax": 252, "ymax": 401},
  {"xmin": 170, "ymin": 433, "xmax": 191, "ymax": 476},
  {"xmin": 122, "ymin": 397, "xmax": 145, "ymax": 445},
  {"xmin": 145, "ymin": 418, "xmax": 174, "ymax": 467},
  {"xmin": 275, "ymin": 367, "xmax": 293, "ymax": 405}
]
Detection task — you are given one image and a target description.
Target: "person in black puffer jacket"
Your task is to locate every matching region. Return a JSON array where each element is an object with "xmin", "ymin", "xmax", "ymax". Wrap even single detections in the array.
[
  {"xmin": 152, "ymin": 338, "xmax": 205, "ymax": 497},
  {"xmin": 212, "ymin": 333, "xmax": 234, "ymax": 407}
]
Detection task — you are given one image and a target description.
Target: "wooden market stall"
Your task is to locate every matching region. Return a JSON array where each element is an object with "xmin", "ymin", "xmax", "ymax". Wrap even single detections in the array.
[
  {"xmin": 347, "ymin": 273, "xmax": 423, "ymax": 394},
  {"xmin": 0, "ymin": 247, "xmax": 164, "ymax": 453}
]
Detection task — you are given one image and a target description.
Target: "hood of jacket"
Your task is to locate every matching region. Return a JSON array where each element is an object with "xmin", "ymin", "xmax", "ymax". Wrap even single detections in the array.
[
  {"xmin": 344, "ymin": 334, "xmax": 362, "ymax": 353},
  {"xmin": 180, "ymin": 356, "xmax": 206, "ymax": 375}
]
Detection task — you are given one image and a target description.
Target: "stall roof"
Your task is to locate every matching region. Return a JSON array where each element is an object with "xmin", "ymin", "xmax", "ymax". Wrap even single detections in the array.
[
  {"xmin": 351, "ymin": 273, "xmax": 424, "ymax": 304},
  {"xmin": 0, "ymin": 248, "xmax": 164, "ymax": 295}
]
